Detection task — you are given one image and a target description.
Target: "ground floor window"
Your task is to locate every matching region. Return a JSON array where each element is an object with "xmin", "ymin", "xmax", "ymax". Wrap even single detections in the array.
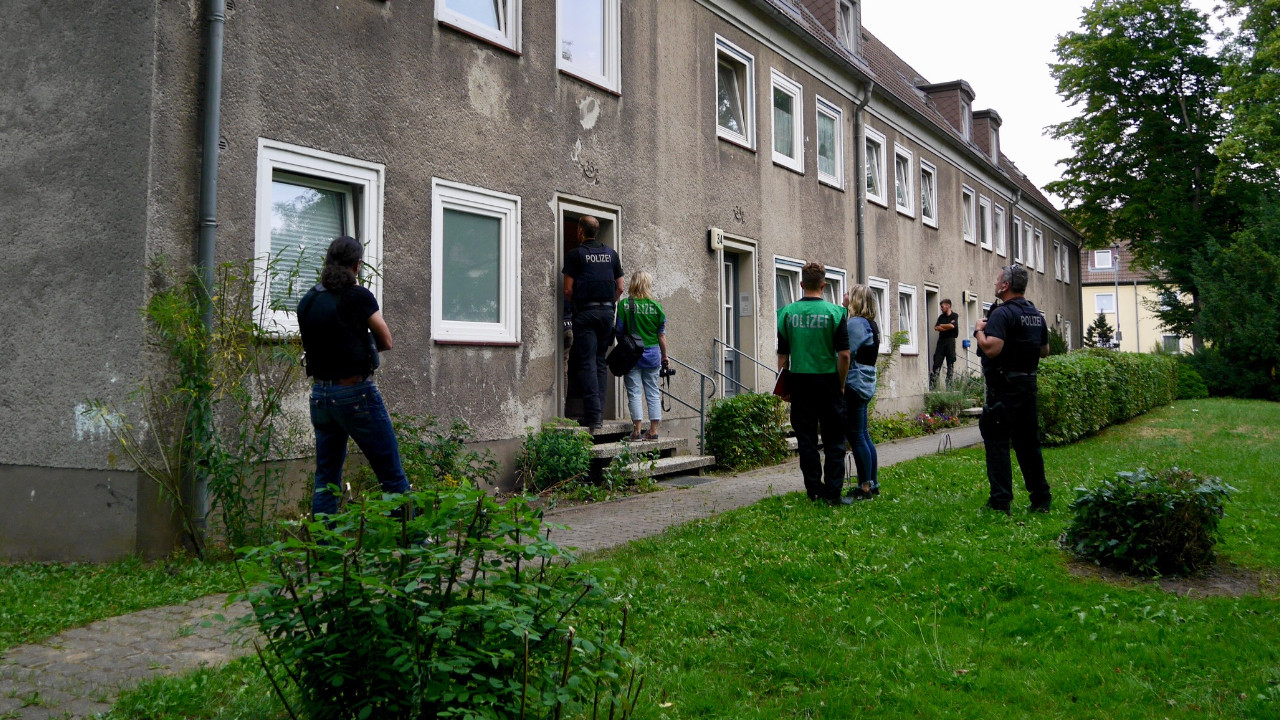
[
  {"xmin": 897, "ymin": 283, "xmax": 918, "ymax": 355},
  {"xmin": 867, "ymin": 275, "xmax": 891, "ymax": 353}
]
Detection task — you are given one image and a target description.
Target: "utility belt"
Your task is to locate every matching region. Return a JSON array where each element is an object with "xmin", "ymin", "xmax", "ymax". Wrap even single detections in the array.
[{"xmin": 576, "ymin": 300, "xmax": 615, "ymax": 308}]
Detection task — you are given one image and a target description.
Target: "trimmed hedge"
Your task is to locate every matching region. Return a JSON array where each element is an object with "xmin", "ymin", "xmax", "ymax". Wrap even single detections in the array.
[{"xmin": 1037, "ymin": 349, "xmax": 1178, "ymax": 445}]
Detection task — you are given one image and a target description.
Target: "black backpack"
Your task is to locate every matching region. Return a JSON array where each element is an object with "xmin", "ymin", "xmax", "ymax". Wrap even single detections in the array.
[{"xmin": 607, "ymin": 299, "xmax": 647, "ymax": 376}]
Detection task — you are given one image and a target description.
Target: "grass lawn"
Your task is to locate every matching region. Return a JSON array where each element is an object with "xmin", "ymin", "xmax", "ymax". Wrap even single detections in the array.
[{"xmin": 101, "ymin": 398, "xmax": 1279, "ymax": 719}]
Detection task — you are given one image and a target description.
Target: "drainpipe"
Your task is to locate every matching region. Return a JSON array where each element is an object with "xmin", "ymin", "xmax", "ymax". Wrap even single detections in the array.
[
  {"xmin": 853, "ymin": 80, "xmax": 873, "ymax": 283},
  {"xmin": 193, "ymin": 0, "xmax": 227, "ymax": 527}
]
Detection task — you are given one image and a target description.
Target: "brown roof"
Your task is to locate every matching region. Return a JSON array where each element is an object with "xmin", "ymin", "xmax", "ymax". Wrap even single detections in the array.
[{"xmin": 1078, "ymin": 242, "xmax": 1161, "ymax": 285}]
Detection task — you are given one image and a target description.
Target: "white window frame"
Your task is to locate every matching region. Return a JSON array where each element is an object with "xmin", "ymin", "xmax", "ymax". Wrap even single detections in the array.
[
  {"xmin": 1012, "ymin": 216, "xmax": 1023, "ymax": 262},
  {"xmin": 867, "ymin": 275, "xmax": 891, "ymax": 354},
  {"xmin": 1162, "ymin": 334, "xmax": 1182, "ymax": 353},
  {"xmin": 430, "ymin": 178, "xmax": 522, "ymax": 344},
  {"xmin": 920, "ymin": 160, "xmax": 938, "ymax": 228},
  {"xmin": 1023, "ymin": 220, "xmax": 1036, "ymax": 267},
  {"xmin": 254, "ymin": 139, "xmax": 385, "ymax": 335},
  {"xmin": 556, "ymin": 0, "xmax": 621, "ymax": 93},
  {"xmin": 897, "ymin": 283, "xmax": 919, "ymax": 355},
  {"xmin": 961, "ymin": 185, "xmax": 976, "ymax": 244},
  {"xmin": 823, "ymin": 266, "xmax": 846, "ymax": 306},
  {"xmin": 774, "ymin": 255, "xmax": 804, "ymax": 318},
  {"xmin": 989, "ymin": 126, "xmax": 999, "ymax": 162},
  {"xmin": 960, "ymin": 99, "xmax": 972, "ymax": 140},
  {"xmin": 1062, "ymin": 244, "xmax": 1072, "ymax": 284},
  {"xmin": 815, "ymin": 96, "xmax": 843, "ymax": 189},
  {"xmin": 714, "ymin": 36, "xmax": 755, "ymax": 150},
  {"xmin": 770, "ymin": 69, "xmax": 804, "ymax": 173},
  {"xmin": 864, "ymin": 126, "xmax": 888, "ymax": 207},
  {"xmin": 978, "ymin": 195, "xmax": 992, "ymax": 250},
  {"xmin": 893, "ymin": 144, "xmax": 914, "ymax": 216},
  {"xmin": 1095, "ymin": 293, "xmax": 1116, "ymax": 315},
  {"xmin": 437, "ymin": 0, "xmax": 521, "ymax": 53},
  {"xmin": 994, "ymin": 204, "xmax": 1007, "ymax": 257},
  {"xmin": 837, "ymin": 0, "xmax": 857, "ymax": 51},
  {"xmin": 1035, "ymin": 230, "xmax": 1046, "ymax": 273},
  {"xmin": 1093, "ymin": 249, "xmax": 1113, "ymax": 269}
]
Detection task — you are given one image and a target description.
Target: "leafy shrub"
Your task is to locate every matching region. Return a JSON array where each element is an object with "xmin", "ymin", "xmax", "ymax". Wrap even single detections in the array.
[
  {"xmin": 1063, "ymin": 468, "xmax": 1234, "ymax": 576},
  {"xmin": 869, "ymin": 412, "xmax": 927, "ymax": 444},
  {"xmin": 1047, "ymin": 327, "xmax": 1069, "ymax": 355},
  {"xmin": 924, "ymin": 373, "xmax": 983, "ymax": 416},
  {"xmin": 1037, "ymin": 349, "xmax": 1178, "ymax": 445},
  {"xmin": 1184, "ymin": 346, "xmax": 1277, "ymax": 400},
  {"xmin": 514, "ymin": 421, "xmax": 594, "ymax": 492},
  {"xmin": 1175, "ymin": 358, "xmax": 1209, "ymax": 400},
  {"xmin": 393, "ymin": 414, "xmax": 499, "ymax": 488},
  {"xmin": 706, "ymin": 392, "xmax": 789, "ymax": 471},
  {"xmin": 238, "ymin": 490, "xmax": 644, "ymax": 720}
]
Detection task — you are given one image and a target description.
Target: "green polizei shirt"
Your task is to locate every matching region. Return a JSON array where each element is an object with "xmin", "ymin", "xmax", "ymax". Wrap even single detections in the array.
[
  {"xmin": 617, "ymin": 298, "xmax": 667, "ymax": 346},
  {"xmin": 777, "ymin": 297, "xmax": 850, "ymax": 374}
]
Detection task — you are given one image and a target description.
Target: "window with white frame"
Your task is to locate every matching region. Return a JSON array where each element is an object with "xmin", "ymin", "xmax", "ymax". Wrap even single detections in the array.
[
  {"xmin": 1062, "ymin": 243, "xmax": 1071, "ymax": 283},
  {"xmin": 437, "ymin": 0, "xmax": 521, "ymax": 52},
  {"xmin": 1162, "ymin": 334, "xmax": 1181, "ymax": 353},
  {"xmin": 431, "ymin": 178, "xmax": 521, "ymax": 344},
  {"xmin": 920, "ymin": 160, "xmax": 938, "ymax": 227},
  {"xmin": 1094, "ymin": 293, "xmax": 1116, "ymax": 314},
  {"xmin": 771, "ymin": 70, "xmax": 804, "ymax": 172},
  {"xmin": 254, "ymin": 139, "xmax": 385, "ymax": 334},
  {"xmin": 960, "ymin": 98, "xmax": 972, "ymax": 140},
  {"xmin": 1093, "ymin": 249, "xmax": 1113, "ymax": 269},
  {"xmin": 837, "ymin": 0, "xmax": 858, "ymax": 51},
  {"xmin": 1023, "ymin": 221, "xmax": 1036, "ymax": 267},
  {"xmin": 865, "ymin": 126, "xmax": 887, "ymax": 206},
  {"xmin": 1012, "ymin": 216, "xmax": 1023, "ymax": 262},
  {"xmin": 715, "ymin": 36, "xmax": 754, "ymax": 148},
  {"xmin": 557, "ymin": 0, "xmax": 620, "ymax": 92},
  {"xmin": 867, "ymin": 275, "xmax": 890, "ymax": 353},
  {"xmin": 978, "ymin": 196, "xmax": 992, "ymax": 250},
  {"xmin": 989, "ymin": 126, "xmax": 999, "ymax": 162},
  {"xmin": 897, "ymin": 283, "xmax": 918, "ymax": 355},
  {"xmin": 1035, "ymin": 230, "xmax": 1046, "ymax": 273},
  {"xmin": 994, "ymin": 205, "xmax": 1006, "ymax": 256},
  {"xmin": 893, "ymin": 145, "xmax": 913, "ymax": 215},
  {"xmin": 961, "ymin": 186, "xmax": 976, "ymax": 243},
  {"xmin": 815, "ymin": 97, "xmax": 843, "ymax": 188},
  {"xmin": 822, "ymin": 267, "xmax": 846, "ymax": 306},
  {"xmin": 774, "ymin": 256, "xmax": 803, "ymax": 319},
  {"xmin": 1054, "ymin": 241, "xmax": 1063, "ymax": 280}
]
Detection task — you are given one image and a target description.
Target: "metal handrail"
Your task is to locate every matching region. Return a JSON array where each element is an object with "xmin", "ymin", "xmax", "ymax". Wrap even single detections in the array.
[
  {"xmin": 658, "ymin": 355, "xmax": 717, "ymax": 455},
  {"xmin": 712, "ymin": 338, "xmax": 780, "ymax": 395}
]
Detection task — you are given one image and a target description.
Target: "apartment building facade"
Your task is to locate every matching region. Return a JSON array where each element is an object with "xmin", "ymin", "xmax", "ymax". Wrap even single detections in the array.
[
  {"xmin": 1080, "ymin": 242, "xmax": 1190, "ymax": 353},
  {"xmin": 1, "ymin": 0, "xmax": 1082, "ymax": 559}
]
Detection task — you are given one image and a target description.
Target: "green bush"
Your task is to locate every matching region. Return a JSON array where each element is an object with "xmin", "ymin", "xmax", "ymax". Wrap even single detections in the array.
[
  {"xmin": 869, "ymin": 412, "xmax": 927, "ymax": 443},
  {"xmin": 238, "ymin": 490, "xmax": 643, "ymax": 720},
  {"xmin": 1037, "ymin": 349, "xmax": 1178, "ymax": 445},
  {"xmin": 394, "ymin": 414, "xmax": 499, "ymax": 488},
  {"xmin": 1063, "ymin": 468, "xmax": 1234, "ymax": 576},
  {"xmin": 1047, "ymin": 327, "xmax": 1069, "ymax": 355},
  {"xmin": 1175, "ymin": 358, "xmax": 1210, "ymax": 400},
  {"xmin": 514, "ymin": 421, "xmax": 594, "ymax": 492},
  {"xmin": 1184, "ymin": 346, "xmax": 1277, "ymax": 400},
  {"xmin": 706, "ymin": 392, "xmax": 789, "ymax": 472},
  {"xmin": 924, "ymin": 373, "xmax": 984, "ymax": 416}
]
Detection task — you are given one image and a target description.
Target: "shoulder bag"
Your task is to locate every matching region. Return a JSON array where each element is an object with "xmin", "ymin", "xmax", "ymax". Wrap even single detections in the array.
[{"xmin": 607, "ymin": 299, "xmax": 647, "ymax": 377}]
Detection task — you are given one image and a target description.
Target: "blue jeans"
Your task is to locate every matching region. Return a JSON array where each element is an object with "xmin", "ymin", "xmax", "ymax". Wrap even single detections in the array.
[
  {"xmin": 844, "ymin": 392, "xmax": 878, "ymax": 491},
  {"xmin": 310, "ymin": 380, "xmax": 410, "ymax": 516},
  {"xmin": 625, "ymin": 364, "xmax": 661, "ymax": 422}
]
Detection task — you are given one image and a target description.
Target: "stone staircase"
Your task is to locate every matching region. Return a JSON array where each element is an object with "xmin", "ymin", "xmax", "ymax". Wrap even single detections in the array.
[{"xmin": 583, "ymin": 421, "xmax": 716, "ymax": 480}]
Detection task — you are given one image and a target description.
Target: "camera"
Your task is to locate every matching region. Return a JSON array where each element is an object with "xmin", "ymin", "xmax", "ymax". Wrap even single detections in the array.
[{"xmin": 659, "ymin": 364, "xmax": 676, "ymax": 378}]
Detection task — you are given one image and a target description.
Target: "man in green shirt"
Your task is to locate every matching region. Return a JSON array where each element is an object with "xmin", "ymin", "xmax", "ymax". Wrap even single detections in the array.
[{"xmin": 778, "ymin": 262, "xmax": 852, "ymax": 505}]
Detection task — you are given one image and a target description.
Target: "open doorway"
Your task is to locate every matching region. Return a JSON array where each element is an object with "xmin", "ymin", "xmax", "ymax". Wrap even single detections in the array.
[
  {"xmin": 554, "ymin": 195, "xmax": 621, "ymax": 422},
  {"xmin": 719, "ymin": 235, "xmax": 758, "ymax": 395},
  {"xmin": 924, "ymin": 285, "xmax": 939, "ymax": 383}
]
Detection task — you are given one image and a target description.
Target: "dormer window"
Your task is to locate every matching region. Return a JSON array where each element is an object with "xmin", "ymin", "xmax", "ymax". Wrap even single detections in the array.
[
  {"xmin": 838, "ymin": 0, "xmax": 858, "ymax": 52},
  {"xmin": 989, "ymin": 126, "xmax": 999, "ymax": 161},
  {"xmin": 960, "ymin": 99, "xmax": 972, "ymax": 140}
]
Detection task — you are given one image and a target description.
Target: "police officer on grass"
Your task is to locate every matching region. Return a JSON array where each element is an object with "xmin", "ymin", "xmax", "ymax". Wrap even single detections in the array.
[
  {"xmin": 562, "ymin": 216, "xmax": 624, "ymax": 431},
  {"xmin": 974, "ymin": 264, "xmax": 1052, "ymax": 515}
]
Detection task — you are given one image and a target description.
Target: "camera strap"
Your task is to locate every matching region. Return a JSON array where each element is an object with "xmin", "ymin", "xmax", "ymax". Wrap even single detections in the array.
[{"xmin": 661, "ymin": 365, "xmax": 672, "ymax": 414}]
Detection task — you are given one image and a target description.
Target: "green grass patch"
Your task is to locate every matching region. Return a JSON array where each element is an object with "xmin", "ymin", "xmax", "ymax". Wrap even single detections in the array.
[
  {"xmin": 0, "ymin": 554, "xmax": 239, "ymax": 651},
  {"xmin": 103, "ymin": 656, "xmax": 287, "ymax": 720}
]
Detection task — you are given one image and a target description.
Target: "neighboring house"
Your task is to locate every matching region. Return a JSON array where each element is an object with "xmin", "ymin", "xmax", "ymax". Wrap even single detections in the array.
[
  {"xmin": 1, "ymin": 0, "xmax": 1081, "ymax": 560},
  {"xmin": 1079, "ymin": 243, "xmax": 1190, "ymax": 354}
]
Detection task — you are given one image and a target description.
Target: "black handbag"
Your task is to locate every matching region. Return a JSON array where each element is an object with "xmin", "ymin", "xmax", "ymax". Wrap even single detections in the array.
[{"xmin": 607, "ymin": 299, "xmax": 647, "ymax": 377}]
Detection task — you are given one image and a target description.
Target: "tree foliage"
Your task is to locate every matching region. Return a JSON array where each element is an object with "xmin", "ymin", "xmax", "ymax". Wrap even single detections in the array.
[
  {"xmin": 1216, "ymin": 0, "xmax": 1280, "ymax": 190},
  {"xmin": 1083, "ymin": 312, "xmax": 1117, "ymax": 349}
]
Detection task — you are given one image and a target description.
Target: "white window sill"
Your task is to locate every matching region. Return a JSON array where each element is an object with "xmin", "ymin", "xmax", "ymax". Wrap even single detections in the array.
[
  {"xmin": 717, "ymin": 130, "xmax": 755, "ymax": 152},
  {"xmin": 896, "ymin": 206, "xmax": 915, "ymax": 219}
]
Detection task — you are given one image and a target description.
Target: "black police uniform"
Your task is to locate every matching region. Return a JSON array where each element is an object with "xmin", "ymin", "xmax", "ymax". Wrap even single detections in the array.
[
  {"xmin": 978, "ymin": 297, "xmax": 1051, "ymax": 512},
  {"xmin": 930, "ymin": 310, "xmax": 959, "ymax": 385},
  {"xmin": 563, "ymin": 240, "xmax": 623, "ymax": 428}
]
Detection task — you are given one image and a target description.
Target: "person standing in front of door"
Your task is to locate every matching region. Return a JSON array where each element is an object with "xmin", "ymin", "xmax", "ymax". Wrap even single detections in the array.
[
  {"xmin": 615, "ymin": 270, "xmax": 668, "ymax": 441},
  {"xmin": 563, "ymin": 215, "xmax": 624, "ymax": 431},
  {"xmin": 777, "ymin": 262, "xmax": 852, "ymax": 505},
  {"xmin": 930, "ymin": 298, "xmax": 959, "ymax": 387}
]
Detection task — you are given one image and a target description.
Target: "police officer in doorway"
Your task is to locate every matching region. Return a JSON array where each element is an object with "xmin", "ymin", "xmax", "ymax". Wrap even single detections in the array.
[
  {"xmin": 563, "ymin": 215, "xmax": 624, "ymax": 431},
  {"xmin": 930, "ymin": 298, "xmax": 959, "ymax": 387},
  {"xmin": 974, "ymin": 264, "xmax": 1051, "ymax": 514}
]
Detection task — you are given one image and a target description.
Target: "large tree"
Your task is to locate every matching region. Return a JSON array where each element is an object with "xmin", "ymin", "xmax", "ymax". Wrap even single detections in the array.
[
  {"xmin": 1216, "ymin": 0, "xmax": 1280, "ymax": 190},
  {"xmin": 1047, "ymin": 0, "xmax": 1237, "ymax": 341}
]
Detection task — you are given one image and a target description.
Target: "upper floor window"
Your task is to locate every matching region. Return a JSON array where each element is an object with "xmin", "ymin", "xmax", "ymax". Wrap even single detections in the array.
[
  {"xmin": 1095, "ymin": 292, "xmax": 1116, "ymax": 315},
  {"xmin": 715, "ymin": 36, "xmax": 755, "ymax": 149},
  {"xmin": 893, "ymin": 145, "xmax": 913, "ymax": 216},
  {"xmin": 1061, "ymin": 243, "xmax": 1072, "ymax": 283},
  {"xmin": 431, "ymin": 179, "xmax": 522, "ymax": 344},
  {"xmin": 437, "ymin": 0, "xmax": 521, "ymax": 53},
  {"xmin": 837, "ymin": 0, "xmax": 858, "ymax": 52},
  {"xmin": 1093, "ymin": 249, "xmax": 1113, "ymax": 269},
  {"xmin": 994, "ymin": 205, "xmax": 1006, "ymax": 256},
  {"xmin": 961, "ymin": 185, "xmax": 976, "ymax": 243},
  {"xmin": 978, "ymin": 195, "xmax": 992, "ymax": 250},
  {"xmin": 1012, "ymin": 216, "xmax": 1023, "ymax": 262},
  {"xmin": 1035, "ymin": 230, "xmax": 1046, "ymax": 273},
  {"xmin": 989, "ymin": 127, "xmax": 999, "ymax": 162},
  {"xmin": 254, "ymin": 139, "xmax": 385, "ymax": 335},
  {"xmin": 557, "ymin": 0, "xmax": 621, "ymax": 92},
  {"xmin": 815, "ymin": 96, "xmax": 843, "ymax": 188},
  {"xmin": 920, "ymin": 160, "xmax": 938, "ymax": 228},
  {"xmin": 865, "ymin": 126, "xmax": 887, "ymax": 206},
  {"xmin": 771, "ymin": 70, "xmax": 804, "ymax": 173},
  {"xmin": 1024, "ymin": 220, "xmax": 1037, "ymax": 267},
  {"xmin": 960, "ymin": 99, "xmax": 972, "ymax": 140}
]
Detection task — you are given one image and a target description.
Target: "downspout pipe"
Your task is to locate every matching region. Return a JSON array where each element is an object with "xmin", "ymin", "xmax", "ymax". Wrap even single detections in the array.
[
  {"xmin": 853, "ymin": 80, "xmax": 873, "ymax": 284},
  {"xmin": 193, "ymin": 0, "xmax": 227, "ymax": 527}
]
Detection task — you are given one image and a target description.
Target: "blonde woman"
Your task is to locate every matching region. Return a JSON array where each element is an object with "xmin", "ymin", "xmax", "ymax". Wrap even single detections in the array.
[
  {"xmin": 844, "ymin": 284, "xmax": 881, "ymax": 499},
  {"xmin": 614, "ymin": 271, "xmax": 668, "ymax": 440}
]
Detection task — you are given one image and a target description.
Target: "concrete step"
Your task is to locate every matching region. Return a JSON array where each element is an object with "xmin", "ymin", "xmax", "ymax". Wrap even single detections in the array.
[
  {"xmin": 590, "ymin": 436, "xmax": 685, "ymax": 460},
  {"xmin": 961, "ymin": 407, "xmax": 983, "ymax": 416},
  {"xmin": 546, "ymin": 420, "xmax": 633, "ymax": 439},
  {"xmin": 627, "ymin": 454, "xmax": 716, "ymax": 478}
]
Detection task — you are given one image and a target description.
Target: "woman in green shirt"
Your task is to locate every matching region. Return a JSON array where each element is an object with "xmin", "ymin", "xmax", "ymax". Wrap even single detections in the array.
[{"xmin": 615, "ymin": 271, "xmax": 668, "ymax": 441}]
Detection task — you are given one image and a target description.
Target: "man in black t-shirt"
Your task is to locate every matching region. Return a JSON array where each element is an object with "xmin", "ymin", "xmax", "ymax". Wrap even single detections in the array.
[
  {"xmin": 930, "ymin": 299, "xmax": 959, "ymax": 387},
  {"xmin": 562, "ymin": 216, "xmax": 624, "ymax": 431},
  {"xmin": 974, "ymin": 265, "xmax": 1051, "ymax": 514}
]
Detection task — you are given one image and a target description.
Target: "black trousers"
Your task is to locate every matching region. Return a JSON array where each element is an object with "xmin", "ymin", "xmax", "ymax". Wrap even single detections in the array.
[
  {"xmin": 979, "ymin": 377, "xmax": 1051, "ymax": 509},
  {"xmin": 930, "ymin": 338, "xmax": 957, "ymax": 385},
  {"xmin": 569, "ymin": 304, "xmax": 615, "ymax": 426},
  {"xmin": 789, "ymin": 373, "xmax": 847, "ymax": 501}
]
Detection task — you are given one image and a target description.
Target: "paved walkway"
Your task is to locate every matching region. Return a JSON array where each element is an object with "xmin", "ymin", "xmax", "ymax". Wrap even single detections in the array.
[{"xmin": 0, "ymin": 426, "xmax": 982, "ymax": 719}]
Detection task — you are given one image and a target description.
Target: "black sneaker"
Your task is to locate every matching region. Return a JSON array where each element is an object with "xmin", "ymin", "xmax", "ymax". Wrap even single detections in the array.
[
  {"xmin": 984, "ymin": 501, "xmax": 1011, "ymax": 515},
  {"xmin": 828, "ymin": 496, "xmax": 855, "ymax": 506},
  {"xmin": 1029, "ymin": 503, "xmax": 1051, "ymax": 514}
]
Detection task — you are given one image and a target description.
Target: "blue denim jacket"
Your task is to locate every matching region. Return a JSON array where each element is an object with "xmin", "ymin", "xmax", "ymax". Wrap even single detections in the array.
[{"xmin": 846, "ymin": 316, "xmax": 878, "ymax": 400}]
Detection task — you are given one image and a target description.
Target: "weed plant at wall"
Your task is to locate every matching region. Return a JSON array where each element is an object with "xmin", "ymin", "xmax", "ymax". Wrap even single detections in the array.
[
  {"xmin": 515, "ymin": 421, "xmax": 594, "ymax": 492},
  {"xmin": 236, "ymin": 489, "xmax": 644, "ymax": 720},
  {"xmin": 393, "ymin": 414, "xmax": 499, "ymax": 489},
  {"xmin": 705, "ymin": 392, "xmax": 789, "ymax": 472}
]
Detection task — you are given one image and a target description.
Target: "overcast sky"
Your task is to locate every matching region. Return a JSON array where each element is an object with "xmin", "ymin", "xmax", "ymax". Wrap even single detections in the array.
[{"xmin": 860, "ymin": 0, "xmax": 1223, "ymax": 207}]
